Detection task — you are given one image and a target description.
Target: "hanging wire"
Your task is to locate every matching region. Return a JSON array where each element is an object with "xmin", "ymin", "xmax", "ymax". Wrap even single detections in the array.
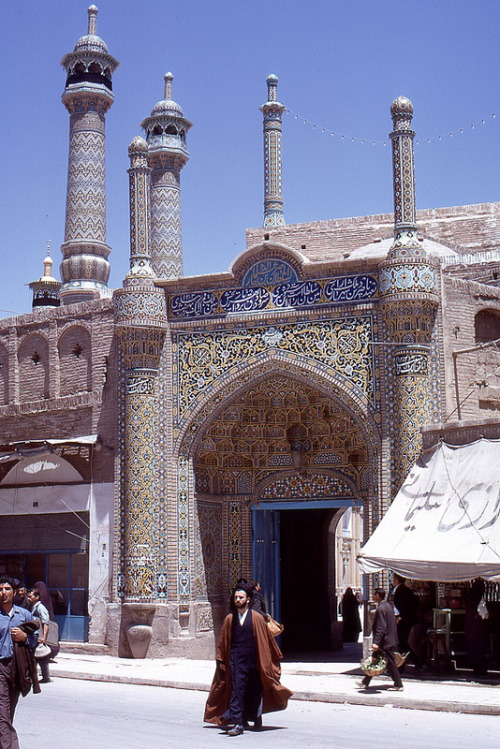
[{"xmin": 286, "ymin": 109, "xmax": 497, "ymax": 147}]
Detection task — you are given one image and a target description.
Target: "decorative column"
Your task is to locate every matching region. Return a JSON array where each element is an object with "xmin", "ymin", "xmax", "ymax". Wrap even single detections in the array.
[
  {"xmin": 59, "ymin": 5, "xmax": 119, "ymax": 304},
  {"xmin": 141, "ymin": 73, "xmax": 192, "ymax": 280},
  {"xmin": 114, "ymin": 137, "xmax": 168, "ymax": 655},
  {"xmin": 261, "ymin": 74, "xmax": 285, "ymax": 227},
  {"xmin": 379, "ymin": 97, "xmax": 439, "ymax": 493}
]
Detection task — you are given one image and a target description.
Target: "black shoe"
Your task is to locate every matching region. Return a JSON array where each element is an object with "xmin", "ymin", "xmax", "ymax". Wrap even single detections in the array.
[
  {"xmin": 227, "ymin": 725, "xmax": 244, "ymax": 736},
  {"xmin": 253, "ymin": 716, "xmax": 262, "ymax": 730},
  {"xmin": 40, "ymin": 678, "xmax": 52, "ymax": 684},
  {"xmin": 355, "ymin": 679, "xmax": 369, "ymax": 689}
]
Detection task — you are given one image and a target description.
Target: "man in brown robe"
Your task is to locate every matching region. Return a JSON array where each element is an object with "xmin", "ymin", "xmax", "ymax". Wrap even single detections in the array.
[{"xmin": 204, "ymin": 584, "xmax": 292, "ymax": 736}]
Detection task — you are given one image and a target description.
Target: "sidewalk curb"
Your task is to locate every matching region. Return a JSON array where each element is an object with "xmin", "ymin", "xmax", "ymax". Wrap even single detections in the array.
[{"xmin": 50, "ymin": 669, "xmax": 500, "ymax": 716}]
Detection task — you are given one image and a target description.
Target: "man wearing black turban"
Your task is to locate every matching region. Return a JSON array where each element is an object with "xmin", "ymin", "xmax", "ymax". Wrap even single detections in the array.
[{"xmin": 204, "ymin": 583, "xmax": 292, "ymax": 736}]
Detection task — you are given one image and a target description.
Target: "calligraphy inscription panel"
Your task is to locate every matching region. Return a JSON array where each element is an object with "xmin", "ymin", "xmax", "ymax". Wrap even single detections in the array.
[{"xmin": 170, "ymin": 274, "xmax": 378, "ymax": 320}]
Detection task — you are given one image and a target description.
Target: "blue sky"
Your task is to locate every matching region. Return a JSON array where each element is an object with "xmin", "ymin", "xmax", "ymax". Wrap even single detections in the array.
[{"xmin": 1, "ymin": 0, "xmax": 499, "ymax": 316}]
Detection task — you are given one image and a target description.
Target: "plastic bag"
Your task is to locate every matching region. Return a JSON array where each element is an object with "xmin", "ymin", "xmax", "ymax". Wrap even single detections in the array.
[{"xmin": 477, "ymin": 597, "xmax": 489, "ymax": 620}]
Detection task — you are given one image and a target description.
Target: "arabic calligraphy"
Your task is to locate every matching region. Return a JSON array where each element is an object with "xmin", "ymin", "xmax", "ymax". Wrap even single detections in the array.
[
  {"xmin": 273, "ymin": 280, "xmax": 322, "ymax": 307},
  {"xmin": 324, "ymin": 275, "xmax": 377, "ymax": 303},
  {"xmin": 169, "ymin": 273, "xmax": 378, "ymax": 319},
  {"xmin": 395, "ymin": 351, "xmax": 428, "ymax": 376},
  {"xmin": 401, "ymin": 472, "xmax": 500, "ymax": 534},
  {"xmin": 170, "ymin": 291, "xmax": 218, "ymax": 318}
]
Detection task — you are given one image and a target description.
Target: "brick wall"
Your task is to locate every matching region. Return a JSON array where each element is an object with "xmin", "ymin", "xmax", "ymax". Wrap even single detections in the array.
[
  {"xmin": 442, "ymin": 274, "xmax": 500, "ymax": 421},
  {"xmin": 58, "ymin": 324, "xmax": 92, "ymax": 396},
  {"xmin": 246, "ymin": 202, "xmax": 500, "ymax": 260},
  {"xmin": 0, "ymin": 298, "xmax": 117, "ymax": 483}
]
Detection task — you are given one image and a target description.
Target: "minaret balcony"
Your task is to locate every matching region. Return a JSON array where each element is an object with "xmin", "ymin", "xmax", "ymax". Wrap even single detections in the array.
[
  {"xmin": 66, "ymin": 71, "xmax": 112, "ymax": 90},
  {"xmin": 148, "ymin": 134, "xmax": 189, "ymax": 159}
]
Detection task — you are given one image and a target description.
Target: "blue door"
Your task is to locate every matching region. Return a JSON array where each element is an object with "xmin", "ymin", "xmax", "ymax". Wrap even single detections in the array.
[{"xmin": 252, "ymin": 509, "xmax": 280, "ymax": 621}]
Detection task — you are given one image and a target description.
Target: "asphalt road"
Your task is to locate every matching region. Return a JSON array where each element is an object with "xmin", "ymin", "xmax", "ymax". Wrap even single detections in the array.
[{"xmin": 14, "ymin": 679, "xmax": 499, "ymax": 748}]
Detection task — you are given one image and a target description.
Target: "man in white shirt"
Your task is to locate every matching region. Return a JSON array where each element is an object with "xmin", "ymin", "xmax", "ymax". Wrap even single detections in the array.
[{"xmin": 28, "ymin": 588, "xmax": 52, "ymax": 683}]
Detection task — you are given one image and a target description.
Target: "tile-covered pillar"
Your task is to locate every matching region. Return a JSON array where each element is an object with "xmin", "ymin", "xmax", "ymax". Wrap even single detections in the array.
[
  {"xmin": 59, "ymin": 6, "xmax": 119, "ymax": 303},
  {"xmin": 114, "ymin": 137, "xmax": 167, "ymax": 603},
  {"xmin": 141, "ymin": 74, "xmax": 192, "ymax": 280},
  {"xmin": 261, "ymin": 74, "xmax": 285, "ymax": 227},
  {"xmin": 379, "ymin": 97, "xmax": 439, "ymax": 493}
]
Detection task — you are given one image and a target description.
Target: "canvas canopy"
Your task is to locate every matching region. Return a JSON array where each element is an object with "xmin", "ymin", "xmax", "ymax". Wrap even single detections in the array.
[
  {"xmin": 358, "ymin": 438, "xmax": 500, "ymax": 582},
  {"xmin": 0, "ymin": 435, "xmax": 99, "ymax": 462}
]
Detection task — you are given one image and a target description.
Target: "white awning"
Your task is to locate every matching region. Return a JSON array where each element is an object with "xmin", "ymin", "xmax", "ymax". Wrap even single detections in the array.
[
  {"xmin": 358, "ymin": 438, "xmax": 500, "ymax": 582},
  {"xmin": 0, "ymin": 435, "xmax": 99, "ymax": 462}
]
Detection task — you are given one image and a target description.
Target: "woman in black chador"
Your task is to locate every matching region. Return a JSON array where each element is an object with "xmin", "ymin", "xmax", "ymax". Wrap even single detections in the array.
[
  {"xmin": 249, "ymin": 580, "xmax": 267, "ymax": 617},
  {"xmin": 341, "ymin": 587, "xmax": 362, "ymax": 643}
]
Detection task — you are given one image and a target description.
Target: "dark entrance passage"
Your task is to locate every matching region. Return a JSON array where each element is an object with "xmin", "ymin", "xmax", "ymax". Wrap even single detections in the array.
[{"xmin": 279, "ymin": 508, "xmax": 337, "ymax": 653}]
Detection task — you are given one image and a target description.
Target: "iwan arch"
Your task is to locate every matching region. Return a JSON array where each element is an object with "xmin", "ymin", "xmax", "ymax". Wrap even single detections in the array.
[
  {"xmin": 112, "ymin": 190, "xmax": 437, "ymax": 658},
  {"xmin": 180, "ymin": 347, "xmax": 381, "ymax": 654},
  {"xmin": 111, "ymin": 68, "xmax": 445, "ymax": 656}
]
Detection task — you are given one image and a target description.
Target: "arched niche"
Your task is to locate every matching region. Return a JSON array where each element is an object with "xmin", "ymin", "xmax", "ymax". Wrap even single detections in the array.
[
  {"xmin": 18, "ymin": 333, "xmax": 49, "ymax": 401},
  {"xmin": 58, "ymin": 325, "xmax": 92, "ymax": 396}
]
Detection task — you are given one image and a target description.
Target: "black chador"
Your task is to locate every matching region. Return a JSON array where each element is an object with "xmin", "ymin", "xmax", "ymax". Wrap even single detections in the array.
[{"xmin": 223, "ymin": 609, "xmax": 262, "ymax": 726}]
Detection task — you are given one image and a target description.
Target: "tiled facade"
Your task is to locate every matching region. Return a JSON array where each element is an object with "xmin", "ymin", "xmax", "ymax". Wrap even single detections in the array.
[{"xmin": 1, "ymin": 7, "xmax": 500, "ymax": 657}]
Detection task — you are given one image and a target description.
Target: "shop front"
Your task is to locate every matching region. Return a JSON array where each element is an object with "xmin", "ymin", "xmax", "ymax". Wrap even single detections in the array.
[{"xmin": 358, "ymin": 438, "xmax": 500, "ymax": 673}]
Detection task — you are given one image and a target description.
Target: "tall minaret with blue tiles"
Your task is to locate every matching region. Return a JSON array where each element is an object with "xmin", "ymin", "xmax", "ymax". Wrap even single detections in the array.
[
  {"xmin": 379, "ymin": 97, "xmax": 440, "ymax": 494},
  {"xmin": 141, "ymin": 73, "xmax": 192, "ymax": 280},
  {"xmin": 59, "ymin": 5, "xmax": 119, "ymax": 304}
]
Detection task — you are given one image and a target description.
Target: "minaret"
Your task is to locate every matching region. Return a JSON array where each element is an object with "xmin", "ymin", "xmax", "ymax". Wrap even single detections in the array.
[
  {"xmin": 261, "ymin": 74, "xmax": 285, "ymax": 227},
  {"xmin": 59, "ymin": 5, "xmax": 119, "ymax": 304},
  {"xmin": 114, "ymin": 136, "xmax": 168, "ymax": 611},
  {"xmin": 141, "ymin": 73, "xmax": 192, "ymax": 280},
  {"xmin": 379, "ymin": 97, "xmax": 439, "ymax": 493},
  {"xmin": 29, "ymin": 244, "xmax": 61, "ymax": 309}
]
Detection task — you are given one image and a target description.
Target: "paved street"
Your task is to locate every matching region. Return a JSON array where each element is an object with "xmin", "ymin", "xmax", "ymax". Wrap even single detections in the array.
[{"xmin": 14, "ymin": 679, "xmax": 499, "ymax": 748}]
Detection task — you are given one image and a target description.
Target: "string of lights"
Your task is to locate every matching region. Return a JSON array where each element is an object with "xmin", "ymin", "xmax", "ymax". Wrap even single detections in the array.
[{"xmin": 285, "ymin": 108, "xmax": 497, "ymax": 147}]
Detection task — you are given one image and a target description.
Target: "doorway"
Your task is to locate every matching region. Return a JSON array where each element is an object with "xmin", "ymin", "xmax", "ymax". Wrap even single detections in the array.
[
  {"xmin": 252, "ymin": 503, "xmax": 346, "ymax": 654},
  {"xmin": 280, "ymin": 508, "xmax": 335, "ymax": 652}
]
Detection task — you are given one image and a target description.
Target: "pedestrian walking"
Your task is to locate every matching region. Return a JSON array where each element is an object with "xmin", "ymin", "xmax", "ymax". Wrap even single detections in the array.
[
  {"xmin": 0, "ymin": 576, "xmax": 38, "ymax": 748},
  {"xmin": 357, "ymin": 587, "xmax": 403, "ymax": 691},
  {"xmin": 392, "ymin": 573, "xmax": 419, "ymax": 665},
  {"xmin": 28, "ymin": 588, "xmax": 53, "ymax": 683},
  {"xmin": 204, "ymin": 582, "xmax": 292, "ymax": 736}
]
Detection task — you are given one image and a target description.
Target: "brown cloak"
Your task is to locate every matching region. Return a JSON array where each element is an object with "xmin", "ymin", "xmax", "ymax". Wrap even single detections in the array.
[{"xmin": 204, "ymin": 611, "xmax": 293, "ymax": 724}]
